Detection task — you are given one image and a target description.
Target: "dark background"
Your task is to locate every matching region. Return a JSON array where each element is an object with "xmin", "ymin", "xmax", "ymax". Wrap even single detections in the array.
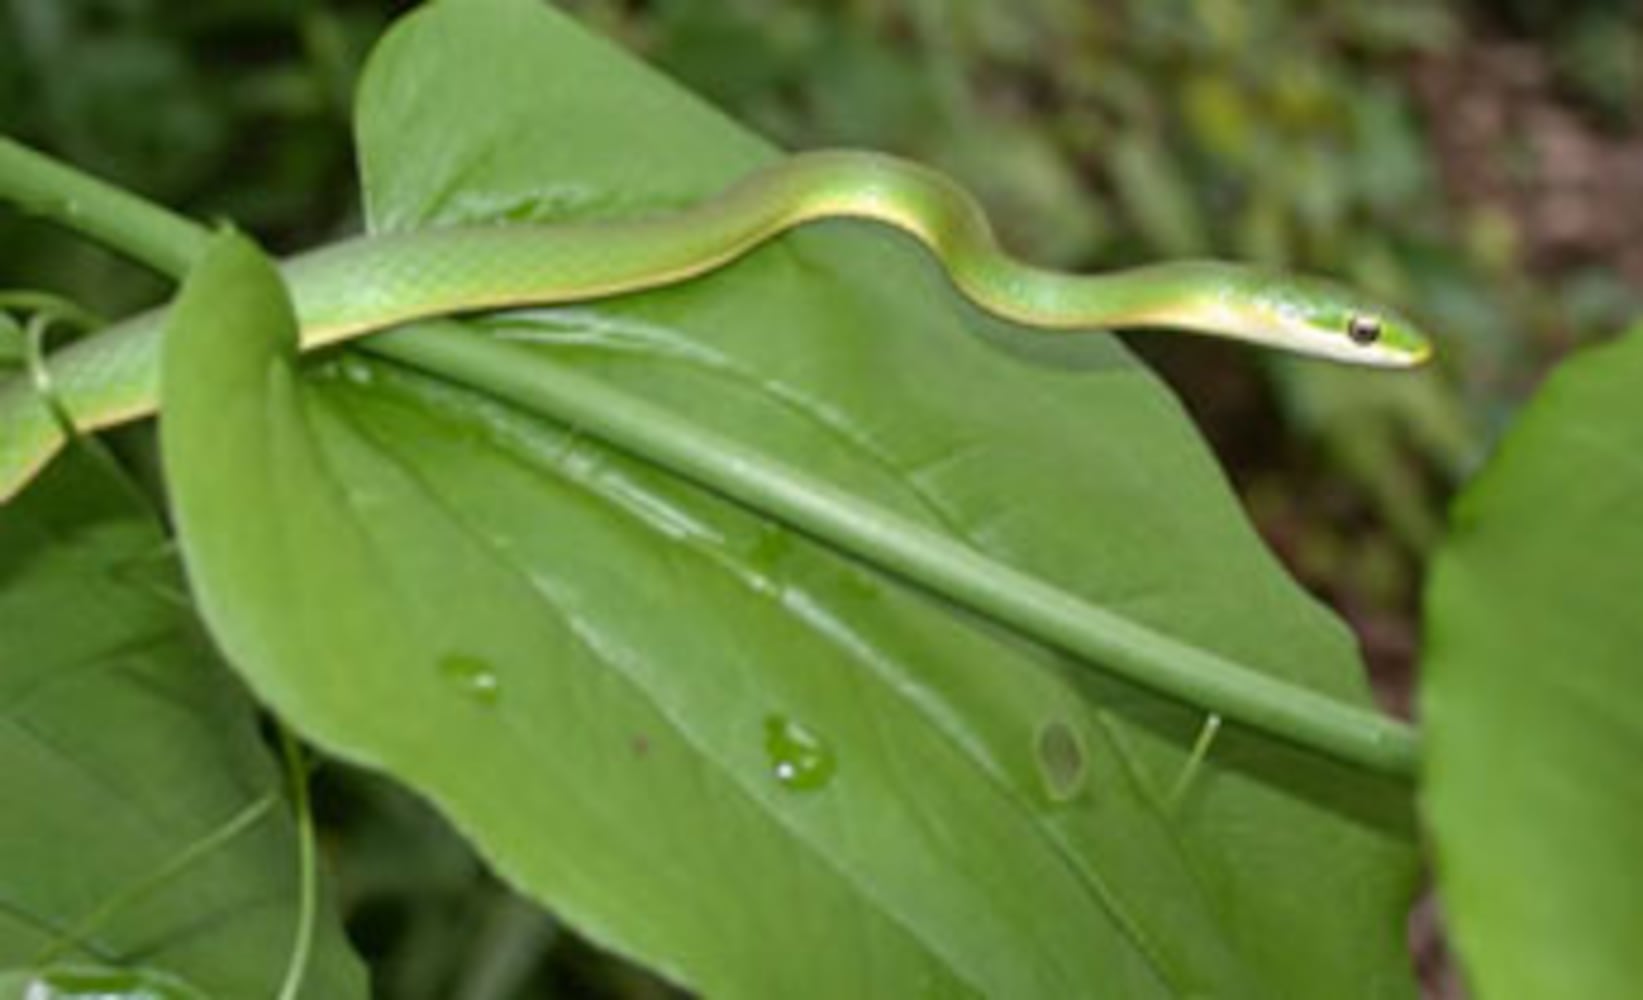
[{"xmin": 3, "ymin": 1, "xmax": 1638, "ymax": 995}]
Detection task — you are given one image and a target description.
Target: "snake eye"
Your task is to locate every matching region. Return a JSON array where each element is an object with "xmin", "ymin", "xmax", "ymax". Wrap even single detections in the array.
[{"xmin": 1347, "ymin": 315, "xmax": 1382, "ymax": 345}]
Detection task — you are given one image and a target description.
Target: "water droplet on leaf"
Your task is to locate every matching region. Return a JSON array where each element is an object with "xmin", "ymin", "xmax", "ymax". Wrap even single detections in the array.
[
  {"xmin": 765, "ymin": 715, "xmax": 835, "ymax": 791},
  {"xmin": 438, "ymin": 654, "xmax": 501, "ymax": 705},
  {"xmin": 1036, "ymin": 718, "xmax": 1088, "ymax": 803}
]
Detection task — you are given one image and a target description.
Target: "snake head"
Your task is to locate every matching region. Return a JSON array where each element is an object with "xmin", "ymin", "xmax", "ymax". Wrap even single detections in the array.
[
  {"xmin": 1131, "ymin": 263, "xmax": 1436, "ymax": 369},
  {"xmin": 1243, "ymin": 270, "xmax": 1434, "ymax": 369}
]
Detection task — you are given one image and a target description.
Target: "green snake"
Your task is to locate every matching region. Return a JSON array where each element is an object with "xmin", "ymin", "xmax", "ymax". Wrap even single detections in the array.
[{"xmin": 0, "ymin": 150, "xmax": 1432, "ymax": 503}]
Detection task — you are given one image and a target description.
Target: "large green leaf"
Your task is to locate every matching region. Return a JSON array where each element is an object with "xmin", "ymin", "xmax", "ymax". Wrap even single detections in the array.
[
  {"xmin": 162, "ymin": 0, "xmax": 1417, "ymax": 995},
  {"xmin": 1422, "ymin": 327, "xmax": 1643, "ymax": 999},
  {"xmin": 0, "ymin": 451, "xmax": 365, "ymax": 998}
]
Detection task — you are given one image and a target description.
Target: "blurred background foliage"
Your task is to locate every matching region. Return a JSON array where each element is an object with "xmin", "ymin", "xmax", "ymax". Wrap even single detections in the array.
[{"xmin": 2, "ymin": 0, "xmax": 1639, "ymax": 995}]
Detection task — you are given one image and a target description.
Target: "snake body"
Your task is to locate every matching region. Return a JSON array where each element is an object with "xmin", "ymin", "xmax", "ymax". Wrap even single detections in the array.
[{"xmin": 0, "ymin": 151, "xmax": 1431, "ymax": 502}]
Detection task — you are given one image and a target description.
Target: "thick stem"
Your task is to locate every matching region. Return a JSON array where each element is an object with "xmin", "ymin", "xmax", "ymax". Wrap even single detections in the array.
[
  {"xmin": 369, "ymin": 325, "xmax": 1421, "ymax": 778},
  {"xmin": 0, "ymin": 137, "xmax": 208, "ymax": 278}
]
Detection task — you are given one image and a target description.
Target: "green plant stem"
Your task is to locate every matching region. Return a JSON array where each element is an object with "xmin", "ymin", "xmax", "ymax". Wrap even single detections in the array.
[
  {"xmin": 274, "ymin": 726, "xmax": 316, "ymax": 1000},
  {"xmin": 0, "ymin": 134, "xmax": 1421, "ymax": 779},
  {"xmin": 370, "ymin": 325, "xmax": 1421, "ymax": 778},
  {"xmin": 0, "ymin": 291, "xmax": 105, "ymax": 332},
  {"xmin": 0, "ymin": 137, "xmax": 208, "ymax": 278}
]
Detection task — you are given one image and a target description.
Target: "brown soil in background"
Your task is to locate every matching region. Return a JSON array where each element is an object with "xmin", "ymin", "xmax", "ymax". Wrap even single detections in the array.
[{"xmin": 1413, "ymin": 40, "xmax": 1643, "ymax": 288}]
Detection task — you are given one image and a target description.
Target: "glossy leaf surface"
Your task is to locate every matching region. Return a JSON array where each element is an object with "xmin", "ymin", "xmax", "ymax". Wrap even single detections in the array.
[{"xmin": 160, "ymin": 0, "xmax": 1417, "ymax": 995}]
